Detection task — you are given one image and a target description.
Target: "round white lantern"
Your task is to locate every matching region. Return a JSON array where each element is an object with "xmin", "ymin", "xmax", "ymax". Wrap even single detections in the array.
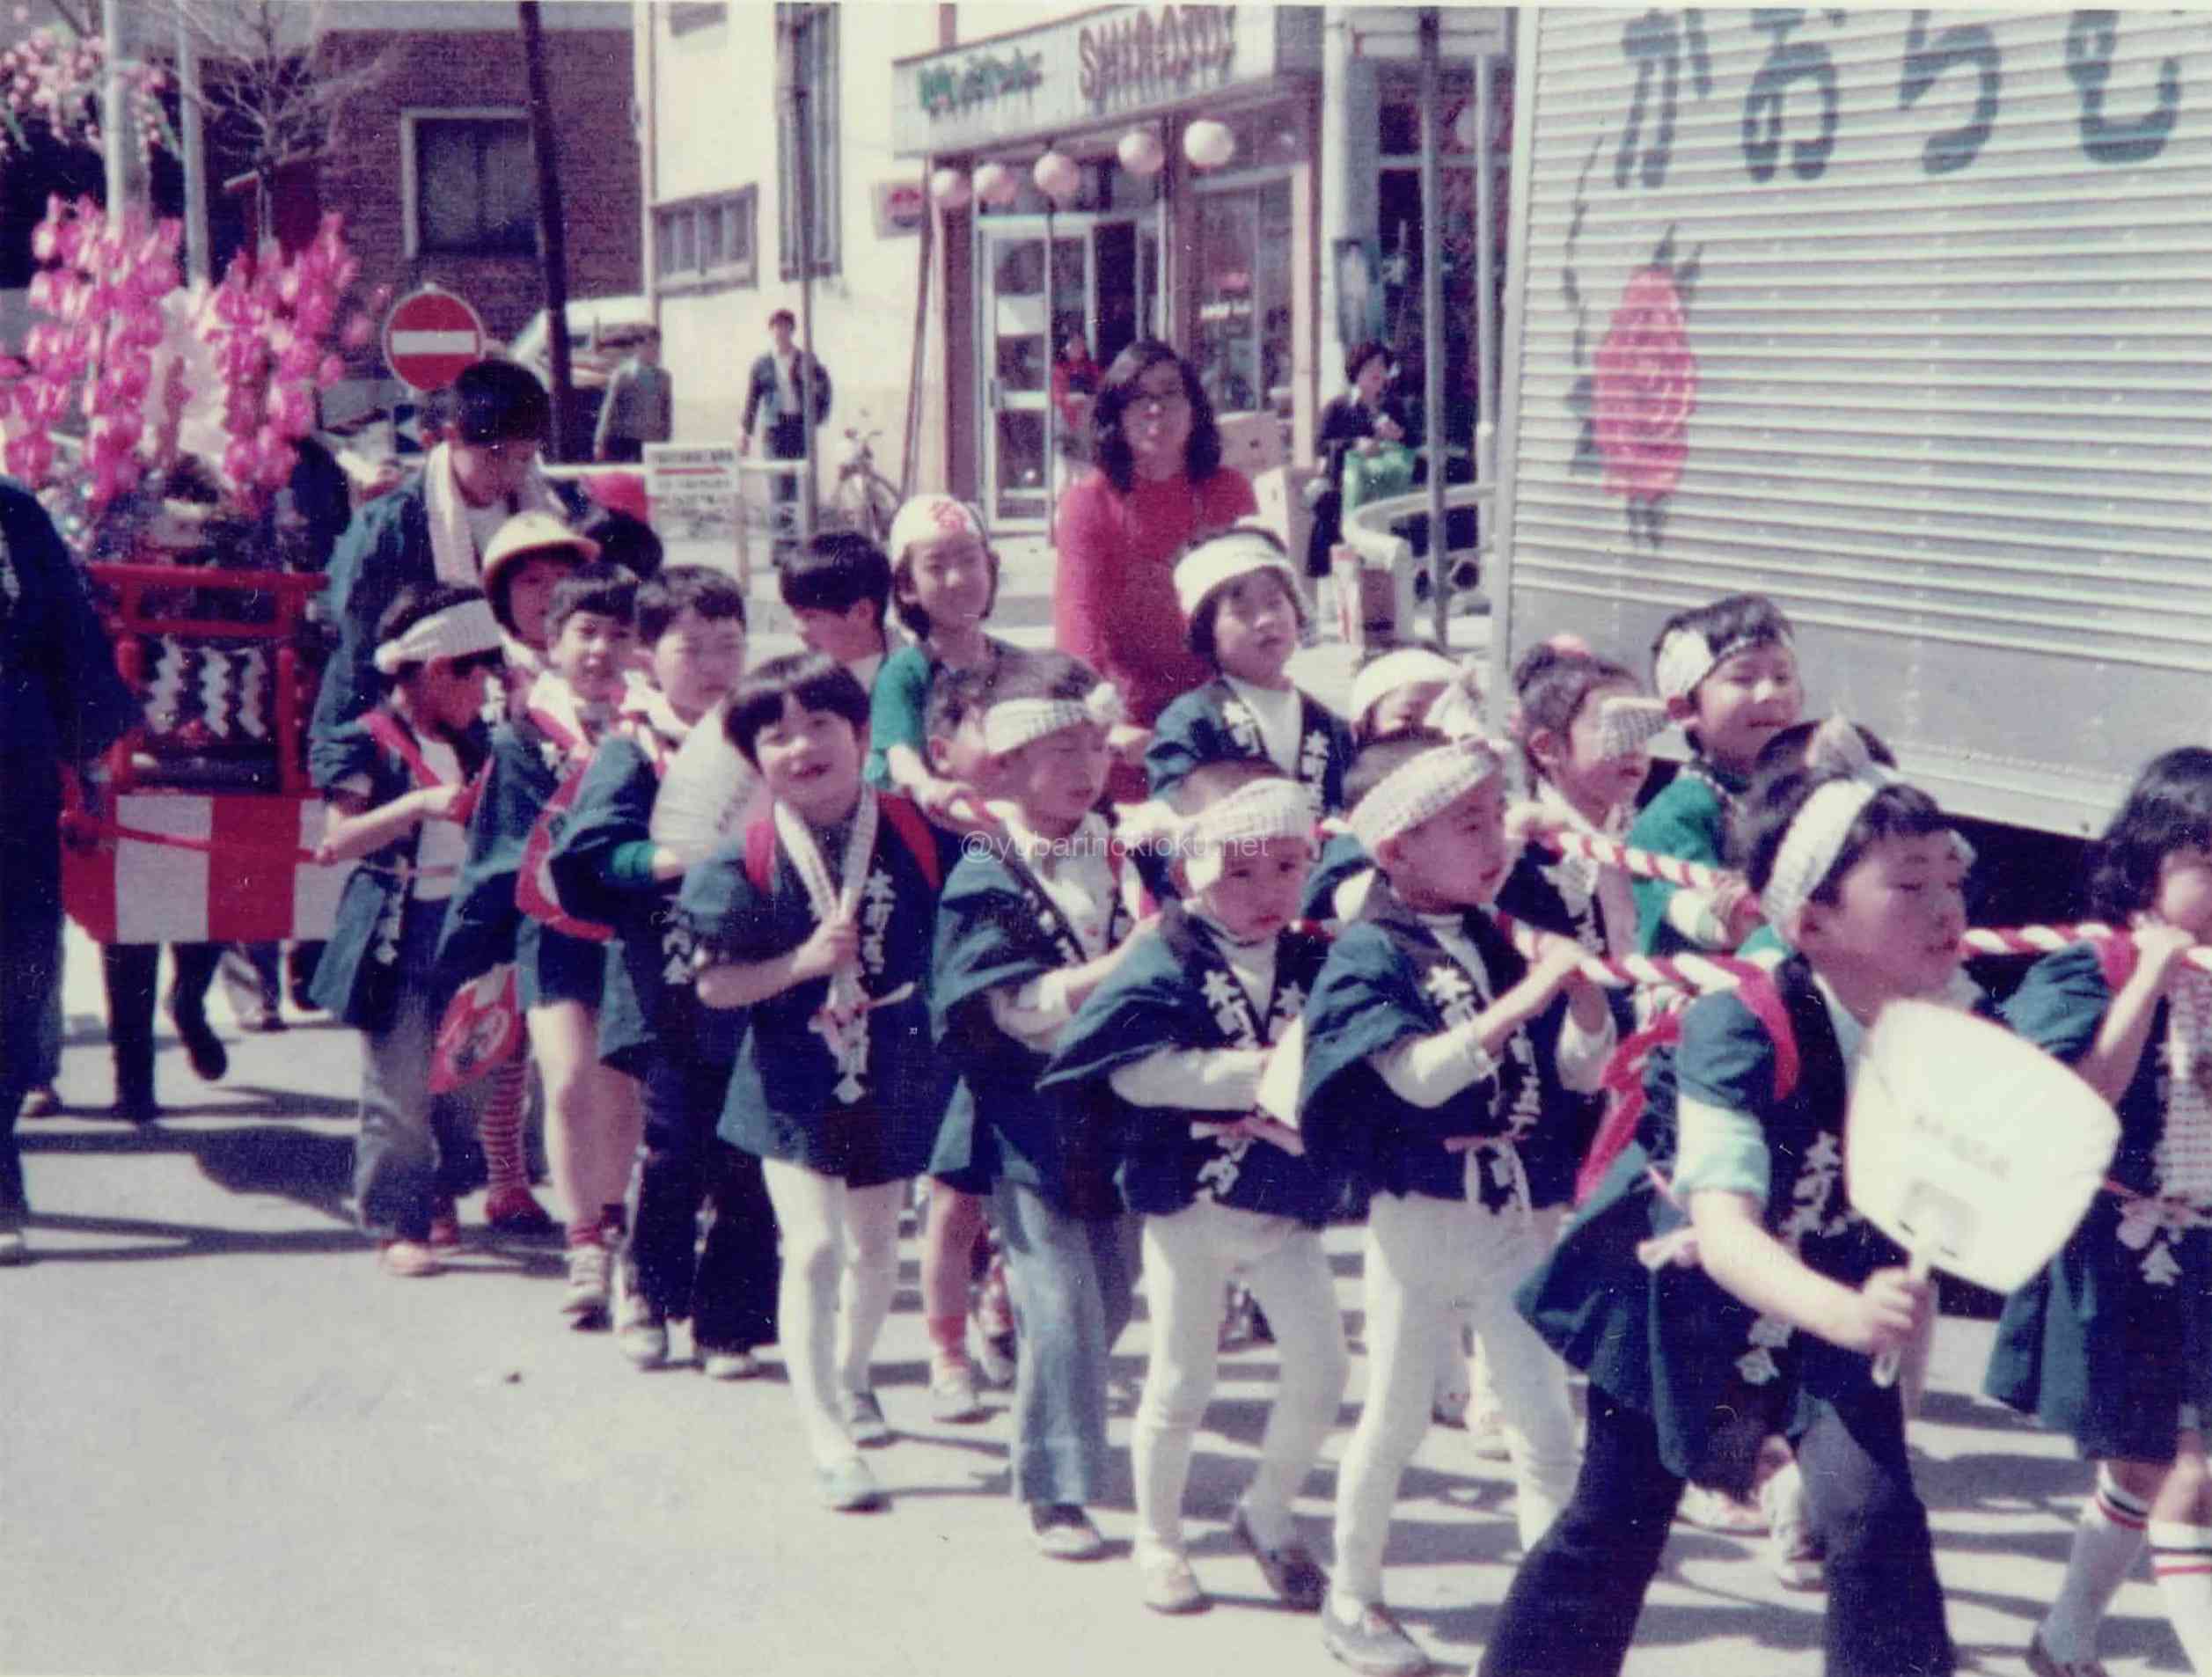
[
  {"xmin": 930, "ymin": 166, "xmax": 971, "ymax": 210},
  {"xmin": 1117, "ymin": 128, "xmax": 1165, "ymax": 177},
  {"xmin": 1183, "ymin": 118, "xmax": 1236, "ymax": 170},
  {"xmin": 973, "ymin": 161, "xmax": 1020, "ymax": 207},
  {"xmin": 1033, "ymin": 149, "xmax": 1080, "ymax": 202}
]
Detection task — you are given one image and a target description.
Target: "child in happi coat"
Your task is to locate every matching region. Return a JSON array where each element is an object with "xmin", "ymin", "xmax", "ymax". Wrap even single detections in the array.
[
  {"xmin": 544, "ymin": 567, "xmax": 779, "ymax": 1377},
  {"xmin": 465, "ymin": 509, "xmax": 606, "ymax": 1232},
  {"xmin": 1146, "ymin": 526, "xmax": 1356, "ymax": 815},
  {"xmin": 311, "ymin": 586, "xmax": 504, "ymax": 1276},
  {"xmin": 679, "ymin": 653, "xmax": 953, "ymax": 1512},
  {"xmin": 931, "ymin": 651, "xmax": 1150, "ymax": 1559},
  {"xmin": 866, "ymin": 493, "xmax": 1014, "ymax": 831},
  {"xmin": 1042, "ymin": 768, "xmax": 1348, "ymax": 1617},
  {"xmin": 1987, "ymin": 747, "xmax": 2212, "ymax": 1677},
  {"xmin": 783, "ymin": 530, "xmax": 897, "ymax": 692},
  {"xmin": 1300, "ymin": 647, "xmax": 1480, "ymax": 928},
  {"xmin": 1630, "ymin": 593, "xmax": 1803, "ymax": 957},
  {"xmin": 911, "ymin": 660, "xmax": 1022, "ymax": 1421},
  {"xmin": 1299, "ymin": 731, "xmax": 1616, "ymax": 1677},
  {"xmin": 1491, "ymin": 730, "xmax": 1969, "ymax": 1677},
  {"xmin": 442, "ymin": 563, "xmax": 643, "ymax": 1321}
]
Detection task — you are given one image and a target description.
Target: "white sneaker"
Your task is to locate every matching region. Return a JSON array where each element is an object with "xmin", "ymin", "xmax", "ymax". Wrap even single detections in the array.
[
  {"xmin": 1761, "ymin": 1463, "xmax": 1823, "ymax": 1590},
  {"xmin": 561, "ymin": 1242, "xmax": 612, "ymax": 1322},
  {"xmin": 0, "ymin": 1229, "xmax": 26, "ymax": 1266},
  {"xmin": 701, "ymin": 1348, "xmax": 762, "ymax": 1380},
  {"xmin": 615, "ymin": 1294, "xmax": 667, "ymax": 1367}
]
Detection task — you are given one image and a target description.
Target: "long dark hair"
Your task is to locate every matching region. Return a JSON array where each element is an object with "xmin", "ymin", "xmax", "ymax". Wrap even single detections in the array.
[{"xmin": 1091, "ymin": 339, "xmax": 1223, "ymax": 493}]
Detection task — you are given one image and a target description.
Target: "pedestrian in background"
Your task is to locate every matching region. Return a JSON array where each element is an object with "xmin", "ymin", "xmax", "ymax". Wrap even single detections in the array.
[
  {"xmin": 593, "ymin": 327, "xmax": 673, "ymax": 465},
  {"xmin": 740, "ymin": 309, "xmax": 832, "ymax": 527}
]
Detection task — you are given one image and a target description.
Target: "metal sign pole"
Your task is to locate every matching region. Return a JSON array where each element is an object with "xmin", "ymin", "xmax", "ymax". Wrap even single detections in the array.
[{"xmin": 1419, "ymin": 8, "xmax": 1447, "ymax": 647}]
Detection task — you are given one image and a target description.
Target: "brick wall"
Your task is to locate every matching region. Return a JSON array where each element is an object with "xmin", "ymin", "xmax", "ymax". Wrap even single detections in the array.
[{"xmin": 315, "ymin": 26, "xmax": 641, "ymax": 352}]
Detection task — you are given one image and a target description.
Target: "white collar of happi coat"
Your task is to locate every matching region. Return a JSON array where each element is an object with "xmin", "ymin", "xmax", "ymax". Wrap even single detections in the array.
[
  {"xmin": 1221, "ymin": 674, "xmax": 1305, "ymax": 773},
  {"xmin": 523, "ymin": 670, "xmax": 610, "ymax": 763},
  {"xmin": 1813, "ymin": 969, "xmax": 1982, "ymax": 1095},
  {"xmin": 1534, "ymin": 775, "xmax": 1627, "ymax": 845},
  {"xmin": 617, "ymin": 672, "xmax": 692, "ymax": 764},
  {"xmin": 992, "ymin": 804, "xmax": 1110, "ymax": 879},
  {"xmin": 422, "ymin": 442, "xmax": 566, "ymax": 589}
]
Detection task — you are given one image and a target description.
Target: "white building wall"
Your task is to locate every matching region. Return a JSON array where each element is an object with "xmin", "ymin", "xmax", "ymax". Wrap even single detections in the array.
[{"xmin": 643, "ymin": 1, "xmax": 949, "ymax": 494}]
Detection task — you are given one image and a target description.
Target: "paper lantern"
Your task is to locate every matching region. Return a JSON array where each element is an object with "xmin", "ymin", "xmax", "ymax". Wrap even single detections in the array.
[
  {"xmin": 973, "ymin": 161, "xmax": 1020, "ymax": 207},
  {"xmin": 1183, "ymin": 118, "xmax": 1236, "ymax": 170},
  {"xmin": 1033, "ymin": 149, "xmax": 1080, "ymax": 202},
  {"xmin": 930, "ymin": 166, "xmax": 971, "ymax": 210},
  {"xmin": 1117, "ymin": 128, "xmax": 1165, "ymax": 177}
]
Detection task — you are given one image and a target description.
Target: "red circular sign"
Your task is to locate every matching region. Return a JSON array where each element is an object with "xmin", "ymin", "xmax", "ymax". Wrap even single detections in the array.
[{"xmin": 382, "ymin": 288, "xmax": 487, "ymax": 392}]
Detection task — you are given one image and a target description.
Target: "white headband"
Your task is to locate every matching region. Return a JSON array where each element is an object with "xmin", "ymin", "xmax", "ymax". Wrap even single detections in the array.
[
  {"xmin": 1348, "ymin": 648, "xmax": 1459, "ymax": 729},
  {"xmin": 983, "ymin": 682, "xmax": 1124, "ymax": 756},
  {"xmin": 372, "ymin": 598, "xmax": 504, "ymax": 674},
  {"xmin": 1759, "ymin": 715, "xmax": 1901, "ymax": 930},
  {"xmin": 1173, "ymin": 528, "xmax": 1302, "ymax": 622},
  {"xmin": 1422, "ymin": 668, "xmax": 1487, "ymax": 741},
  {"xmin": 1348, "ymin": 736, "xmax": 1506, "ymax": 855},
  {"xmin": 1654, "ymin": 624, "xmax": 1791, "ymax": 704},
  {"xmin": 1593, "ymin": 694, "xmax": 1673, "ymax": 760},
  {"xmin": 1180, "ymin": 779, "xmax": 1319, "ymax": 892}
]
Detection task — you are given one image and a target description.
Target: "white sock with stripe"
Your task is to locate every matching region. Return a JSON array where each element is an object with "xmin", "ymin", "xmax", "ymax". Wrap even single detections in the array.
[
  {"xmin": 2150, "ymin": 1518, "xmax": 2212, "ymax": 1673},
  {"xmin": 2041, "ymin": 1468, "xmax": 2148, "ymax": 1663}
]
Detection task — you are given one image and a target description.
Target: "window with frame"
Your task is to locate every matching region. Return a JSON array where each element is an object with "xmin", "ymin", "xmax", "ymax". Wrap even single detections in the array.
[
  {"xmin": 656, "ymin": 187, "xmax": 757, "ymax": 289},
  {"xmin": 776, "ymin": 4, "xmax": 839, "ymax": 279},
  {"xmin": 411, "ymin": 114, "xmax": 535, "ymax": 256}
]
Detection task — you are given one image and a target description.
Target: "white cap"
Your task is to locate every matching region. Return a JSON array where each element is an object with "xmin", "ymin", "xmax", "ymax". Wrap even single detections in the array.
[
  {"xmin": 887, "ymin": 494, "xmax": 987, "ymax": 564},
  {"xmin": 1172, "ymin": 526, "xmax": 1302, "ymax": 623},
  {"xmin": 482, "ymin": 509, "xmax": 599, "ymax": 621}
]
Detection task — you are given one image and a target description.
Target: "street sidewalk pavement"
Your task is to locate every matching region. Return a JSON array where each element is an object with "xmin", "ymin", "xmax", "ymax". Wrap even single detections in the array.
[{"xmin": 2, "ymin": 935, "xmax": 2190, "ymax": 1677}]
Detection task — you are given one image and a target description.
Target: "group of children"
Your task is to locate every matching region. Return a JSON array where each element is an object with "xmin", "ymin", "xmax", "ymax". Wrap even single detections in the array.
[{"xmin": 309, "ymin": 482, "xmax": 2212, "ymax": 1677}]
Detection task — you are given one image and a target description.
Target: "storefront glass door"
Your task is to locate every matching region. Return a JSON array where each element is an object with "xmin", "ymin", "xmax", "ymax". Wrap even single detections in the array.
[{"xmin": 978, "ymin": 215, "xmax": 1157, "ymax": 530}]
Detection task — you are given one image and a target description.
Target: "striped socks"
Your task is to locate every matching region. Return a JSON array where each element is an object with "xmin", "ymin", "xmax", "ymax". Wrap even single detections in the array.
[
  {"xmin": 478, "ymin": 1060, "xmax": 531, "ymax": 1194},
  {"xmin": 2040, "ymin": 1467, "xmax": 2149, "ymax": 1665},
  {"xmin": 2150, "ymin": 1518, "xmax": 2212, "ymax": 1672}
]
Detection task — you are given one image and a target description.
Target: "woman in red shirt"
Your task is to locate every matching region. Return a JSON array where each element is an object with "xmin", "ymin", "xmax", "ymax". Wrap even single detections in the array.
[{"xmin": 1053, "ymin": 341, "xmax": 1257, "ymax": 744}]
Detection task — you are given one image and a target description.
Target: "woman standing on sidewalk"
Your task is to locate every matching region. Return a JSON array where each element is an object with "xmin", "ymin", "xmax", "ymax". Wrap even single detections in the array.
[{"xmin": 1052, "ymin": 341, "xmax": 1256, "ymax": 797}]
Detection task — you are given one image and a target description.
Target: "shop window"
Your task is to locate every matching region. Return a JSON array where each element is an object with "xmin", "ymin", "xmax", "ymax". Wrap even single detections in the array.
[
  {"xmin": 1193, "ymin": 178, "xmax": 1293, "ymax": 418},
  {"xmin": 656, "ymin": 188, "xmax": 757, "ymax": 289},
  {"xmin": 408, "ymin": 113, "xmax": 534, "ymax": 257},
  {"xmin": 777, "ymin": 4, "xmax": 839, "ymax": 279}
]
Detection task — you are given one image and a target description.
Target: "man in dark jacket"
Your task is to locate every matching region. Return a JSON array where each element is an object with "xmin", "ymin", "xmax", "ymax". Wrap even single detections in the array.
[{"xmin": 740, "ymin": 309, "xmax": 832, "ymax": 466}]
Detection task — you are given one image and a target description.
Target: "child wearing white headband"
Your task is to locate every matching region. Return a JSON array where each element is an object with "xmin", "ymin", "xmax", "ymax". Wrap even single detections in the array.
[
  {"xmin": 1630, "ymin": 592, "xmax": 1803, "ymax": 957},
  {"xmin": 1044, "ymin": 763, "xmax": 1347, "ymax": 1617},
  {"xmin": 1146, "ymin": 525, "xmax": 1357, "ymax": 817},
  {"xmin": 1299, "ymin": 729, "xmax": 1616, "ymax": 1674},
  {"xmin": 311, "ymin": 583, "xmax": 505, "ymax": 1279},
  {"xmin": 1495, "ymin": 743, "xmax": 1967, "ymax": 1677},
  {"xmin": 930, "ymin": 649, "xmax": 1148, "ymax": 1561},
  {"xmin": 867, "ymin": 493, "xmax": 1010, "ymax": 834}
]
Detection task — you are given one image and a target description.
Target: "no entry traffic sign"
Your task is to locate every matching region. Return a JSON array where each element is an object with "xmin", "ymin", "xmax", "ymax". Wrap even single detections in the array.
[{"xmin": 383, "ymin": 287, "xmax": 487, "ymax": 392}]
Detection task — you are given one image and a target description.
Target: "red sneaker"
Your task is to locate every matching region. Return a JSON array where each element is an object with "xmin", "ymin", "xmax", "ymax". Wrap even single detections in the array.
[{"xmin": 483, "ymin": 1185, "xmax": 558, "ymax": 1234}]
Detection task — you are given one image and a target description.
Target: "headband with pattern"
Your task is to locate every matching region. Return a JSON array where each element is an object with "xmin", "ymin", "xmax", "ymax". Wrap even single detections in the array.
[
  {"xmin": 1180, "ymin": 778, "xmax": 1320, "ymax": 892},
  {"xmin": 983, "ymin": 682, "xmax": 1124, "ymax": 756},
  {"xmin": 373, "ymin": 598, "xmax": 504, "ymax": 674},
  {"xmin": 1759, "ymin": 715, "xmax": 1901, "ymax": 929},
  {"xmin": 1348, "ymin": 735, "xmax": 1506, "ymax": 855}
]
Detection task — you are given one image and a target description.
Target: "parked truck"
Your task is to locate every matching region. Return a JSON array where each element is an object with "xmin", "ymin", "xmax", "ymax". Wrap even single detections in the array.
[{"xmin": 1487, "ymin": 6, "xmax": 2208, "ymax": 858}]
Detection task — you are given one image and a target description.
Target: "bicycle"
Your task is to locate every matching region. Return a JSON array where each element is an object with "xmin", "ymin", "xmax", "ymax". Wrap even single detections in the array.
[{"xmin": 825, "ymin": 426, "xmax": 899, "ymax": 545}]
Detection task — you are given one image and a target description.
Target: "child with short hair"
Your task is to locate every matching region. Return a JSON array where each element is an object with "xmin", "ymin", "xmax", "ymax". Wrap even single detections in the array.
[
  {"xmin": 1044, "ymin": 771, "xmax": 1349, "ymax": 1617},
  {"xmin": 1494, "ymin": 736, "xmax": 1966, "ymax": 1677},
  {"xmin": 867, "ymin": 494, "xmax": 1011, "ymax": 831},
  {"xmin": 782, "ymin": 531, "xmax": 896, "ymax": 689},
  {"xmin": 1300, "ymin": 730, "xmax": 1615, "ymax": 1676},
  {"xmin": 913, "ymin": 659, "xmax": 1018, "ymax": 1420},
  {"xmin": 1630, "ymin": 593, "xmax": 1803, "ymax": 956},
  {"xmin": 443, "ymin": 563, "xmax": 644, "ymax": 1321},
  {"xmin": 932, "ymin": 651, "xmax": 1147, "ymax": 1558},
  {"xmin": 311, "ymin": 585, "xmax": 504, "ymax": 1276},
  {"xmin": 1987, "ymin": 746, "xmax": 2212, "ymax": 1677},
  {"xmin": 544, "ymin": 566, "xmax": 779, "ymax": 1376},
  {"xmin": 1146, "ymin": 526, "xmax": 1357, "ymax": 813},
  {"xmin": 679, "ymin": 652, "xmax": 953, "ymax": 1512}
]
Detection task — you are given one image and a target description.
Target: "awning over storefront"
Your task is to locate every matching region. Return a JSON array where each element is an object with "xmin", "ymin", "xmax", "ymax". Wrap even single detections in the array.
[{"xmin": 890, "ymin": 4, "xmax": 1322, "ymax": 157}]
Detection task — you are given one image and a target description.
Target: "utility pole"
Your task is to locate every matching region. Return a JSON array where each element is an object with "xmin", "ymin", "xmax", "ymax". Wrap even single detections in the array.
[
  {"xmin": 780, "ymin": 4, "xmax": 818, "ymax": 538},
  {"xmin": 518, "ymin": 0, "xmax": 577, "ymax": 460},
  {"xmin": 177, "ymin": 11, "xmax": 210, "ymax": 284},
  {"xmin": 103, "ymin": 0, "xmax": 148, "ymax": 224},
  {"xmin": 1419, "ymin": 7, "xmax": 1447, "ymax": 646}
]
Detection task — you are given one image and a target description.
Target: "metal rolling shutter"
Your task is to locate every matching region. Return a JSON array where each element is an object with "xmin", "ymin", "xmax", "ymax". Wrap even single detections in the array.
[{"xmin": 1495, "ymin": 8, "xmax": 2212, "ymax": 834}]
